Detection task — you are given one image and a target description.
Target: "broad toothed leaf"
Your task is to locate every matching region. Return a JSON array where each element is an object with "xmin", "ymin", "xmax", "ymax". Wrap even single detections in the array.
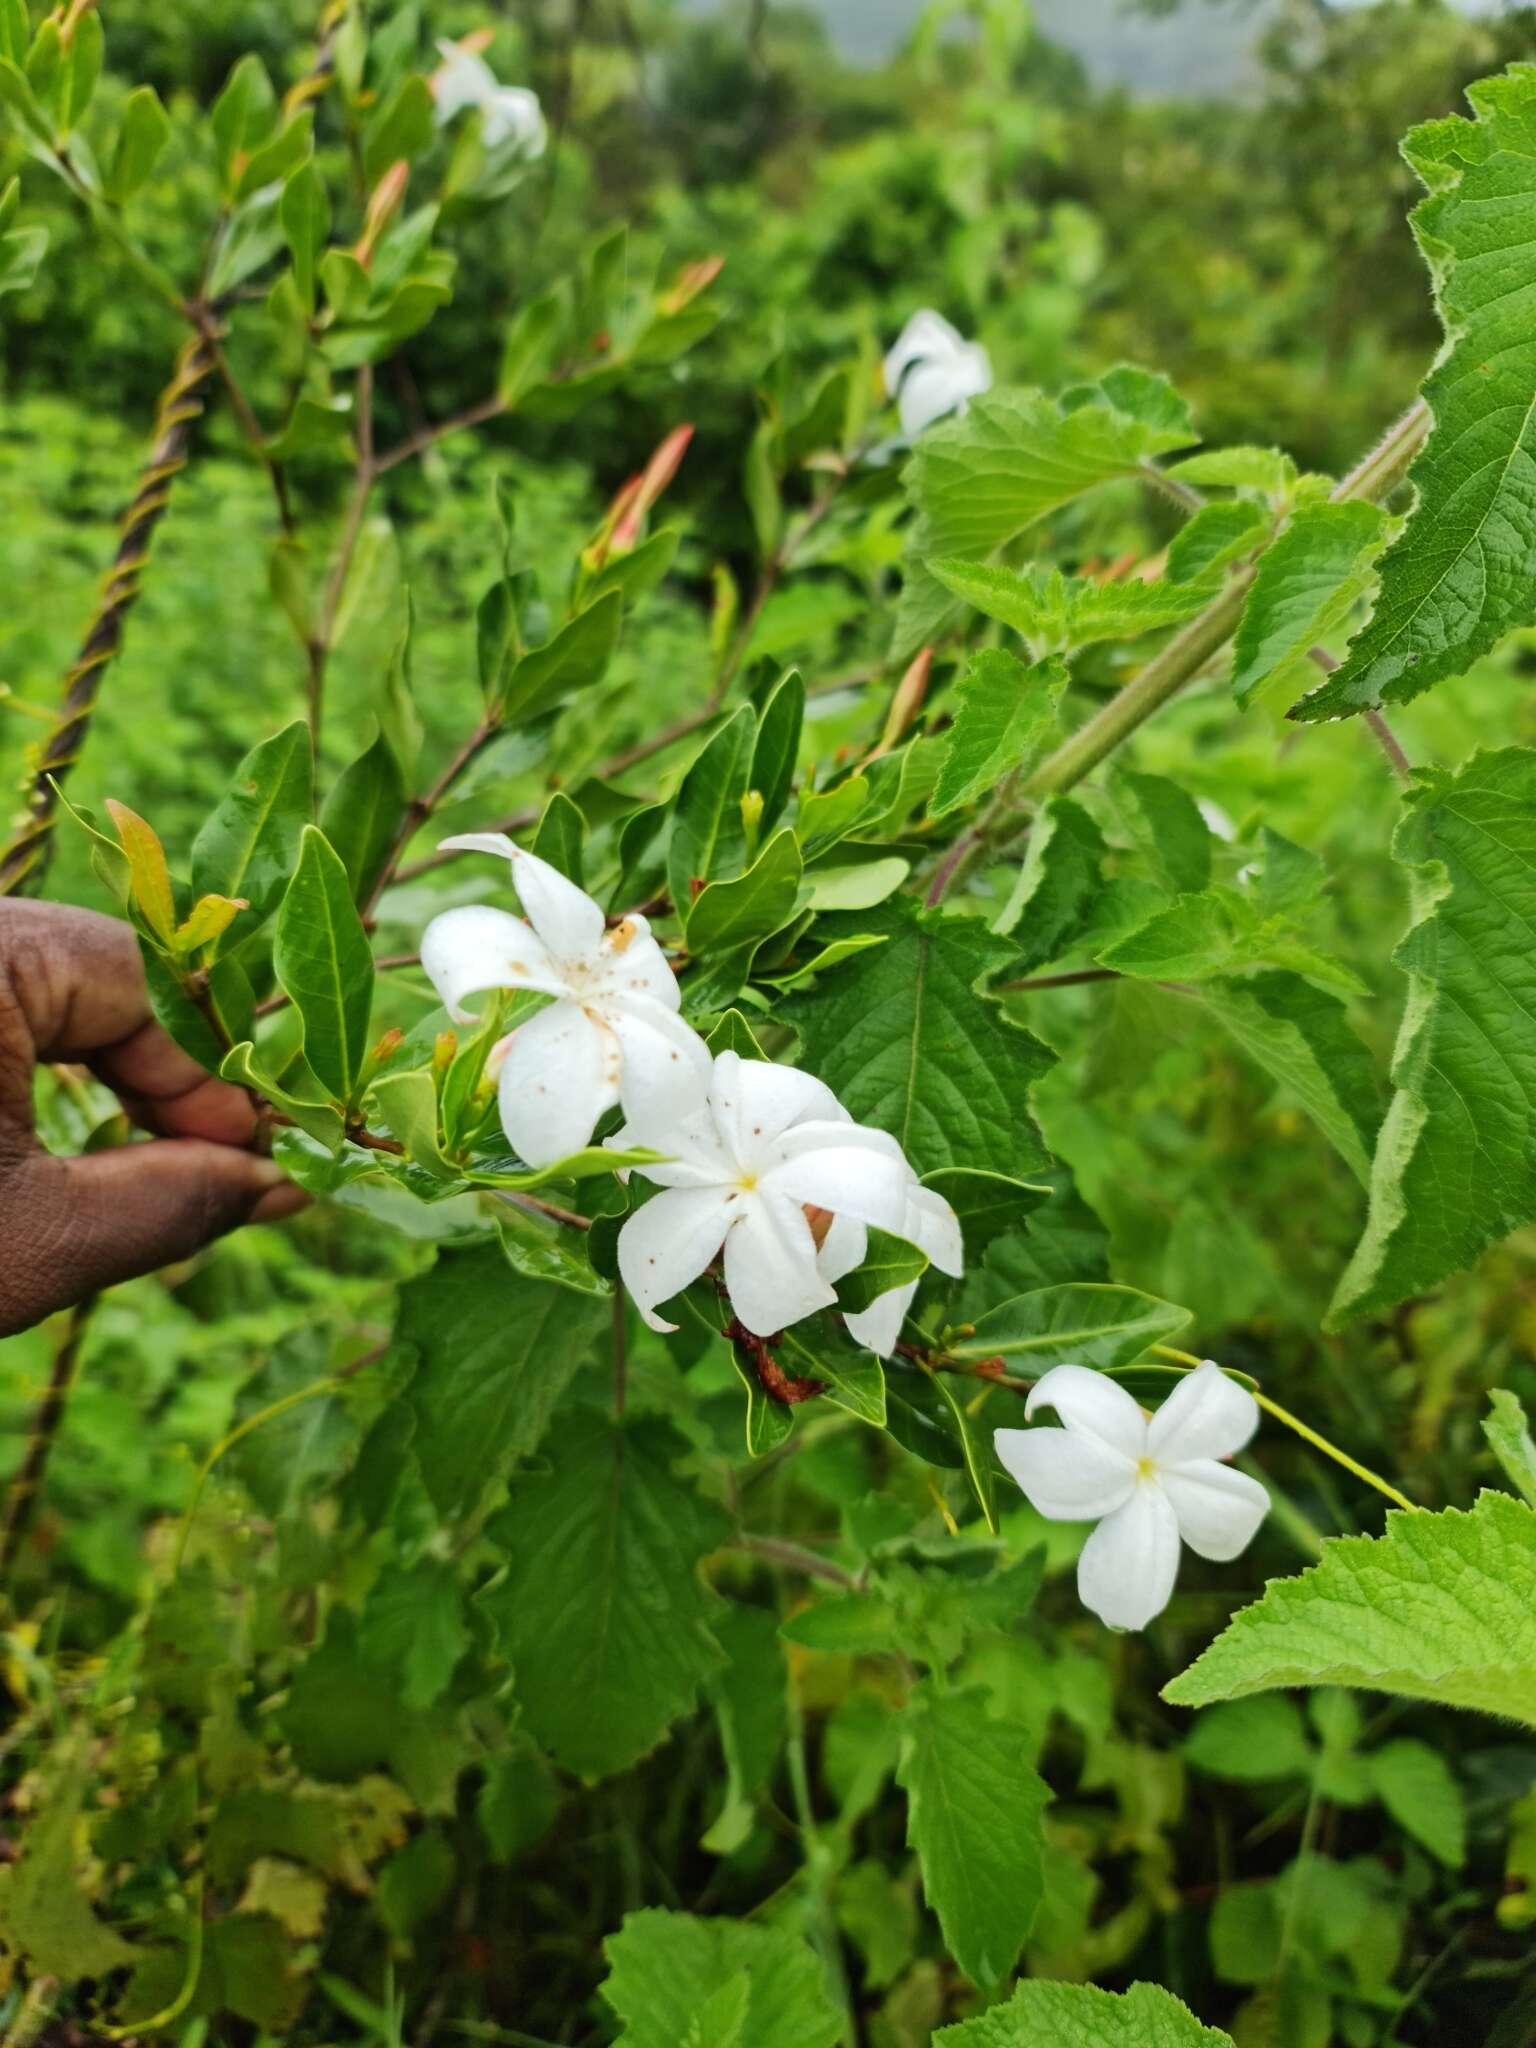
[
  {"xmin": 1231, "ymin": 500, "xmax": 1390, "ymax": 711},
  {"xmin": 928, "ymin": 650, "xmax": 1066, "ymax": 818}
]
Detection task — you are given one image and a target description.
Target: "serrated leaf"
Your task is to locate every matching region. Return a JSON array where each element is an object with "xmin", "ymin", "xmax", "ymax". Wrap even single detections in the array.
[
  {"xmin": 995, "ymin": 794, "xmax": 1106, "ymax": 962},
  {"xmin": 929, "ymin": 559, "xmax": 1208, "ymax": 656},
  {"xmin": 1485, "ymin": 1388, "xmax": 1536, "ymax": 1508},
  {"xmin": 0, "ymin": 1757, "xmax": 137, "ymax": 1979},
  {"xmin": 897, "ymin": 1679, "xmax": 1049, "ymax": 1987},
  {"xmin": 948, "ymin": 1282, "xmax": 1190, "ymax": 1369},
  {"xmin": 1164, "ymin": 1490, "xmax": 1536, "ymax": 1729},
  {"xmin": 934, "ymin": 1980, "xmax": 1234, "ymax": 2047},
  {"xmin": 895, "ymin": 381, "xmax": 1198, "ymax": 655},
  {"xmin": 1165, "ymin": 498, "xmax": 1268, "ymax": 583},
  {"xmin": 1231, "ymin": 500, "xmax": 1390, "ymax": 710},
  {"xmin": 273, "ymin": 825, "xmax": 374, "ymax": 1104},
  {"xmin": 1294, "ymin": 72, "xmax": 1536, "ymax": 715},
  {"xmin": 480, "ymin": 1415, "xmax": 728, "ymax": 1778},
  {"xmin": 1329, "ymin": 748, "xmax": 1536, "ymax": 1325},
  {"xmin": 1196, "ymin": 970, "xmax": 1380, "ymax": 1185},
  {"xmin": 1182, "ymin": 1697, "xmax": 1315, "ymax": 1782},
  {"xmin": 928, "ymin": 650, "xmax": 1066, "ymax": 818},
  {"xmin": 357, "ymin": 1562, "xmax": 469, "ymax": 1711},
  {"xmin": 1368, "ymin": 1737, "xmax": 1466, "ymax": 1867},
  {"xmin": 401, "ymin": 1244, "xmax": 608, "ymax": 1521},
  {"xmin": 1168, "ymin": 445, "xmax": 1296, "ymax": 498},
  {"xmin": 783, "ymin": 899, "xmax": 1053, "ymax": 1177},
  {"xmin": 1118, "ymin": 769, "xmax": 1213, "ymax": 894},
  {"xmin": 687, "ymin": 826, "xmax": 802, "ymax": 952},
  {"xmin": 601, "ymin": 1909, "xmax": 842, "ymax": 2048}
]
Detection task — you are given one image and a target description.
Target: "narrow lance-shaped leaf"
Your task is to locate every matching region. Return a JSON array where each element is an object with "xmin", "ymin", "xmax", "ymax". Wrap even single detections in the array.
[
  {"xmin": 1292, "ymin": 69, "xmax": 1536, "ymax": 719},
  {"xmin": 686, "ymin": 827, "xmax": 802, "ymax": 952},
  {"xmin": 272, "ymin": 825, "xmax": 374, "ymax": 1105},
  {"xmin": 192, "ymin": 719, "xmax": 312, "ymax": 946},
  {"xmin": 668, "ymin": 705, "xmax": 755, "ymax": 905}
]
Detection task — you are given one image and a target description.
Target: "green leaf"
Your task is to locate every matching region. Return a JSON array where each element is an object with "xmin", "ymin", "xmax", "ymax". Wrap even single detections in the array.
[
  {"xmin": 1183, "ymin": 1697, "xmax": 1315, "ymax": 1782},
  {"xmin": 897, "ymin": 1679, "xmax": 1049, "ymax": 1987},
  {"xmin": 320, "ymin": 733, "xmax": 405, "ymax": 906},
  {"xmin": 601, "ymin": 1909, "xmax": 843, "ymax": 2048},
  {"xmin": 1367, "ymin": 1737, "xmax": 1466, "ymax": 1868},
  {"xmin": 0, "ymin": 1756, "xmax": 137, "ymax": 1979},
  {"xmin": 361, "ymin": 71, "xmax": 434, "ymax": 183},
  {"xmin": 499, "ymin": 287, "xmax": 565, "ymax": 405},
  {"xmin": 109, "ymin": 83, "xmax": 170, "ymax": 200},
  {"xmin": 210, "ymin": 52, "xmax": 274, "ymax": 184},
  {"xmin": 1164, "ymin": 1490, "xmax": 1536, "ymax": 1729},
  {"xmin": 929, "ymin": 560, "xmax": 1207, "ymax": 656},
  {"xmin": 530, "ymin": 789, "xmax": 585, "ymax": 883},
  {"xmin": 1329, "ymin": 748, "xmax": 1536, "ymax": 1325},
  {"xmin": 280, "ymin": 158, "xmax": 328, "ymax": 314},
  {"xmin": 1168, "ymin": 445, "xmax": 1296, "ymax": 498},
  {"xmin": 272, "ymin": 825, "xmax": 374, "ymax": 1104},
  {"xmin": 835, "ymin": 1226, "xmax": 930, "ymax": 1315},
  {"xmin": 192, "ymin": 724, "xmax": 312, "ymax": 949},
  {"xmin": 1164, "ymin": 497, "xmax": 1267, "ymax": 583},
  {"xmin": 750, "ymin": 668, "xmax": 803, "ymax": 832},
  {"xmin": 584, "ymin": 526, "xmax": 679, "ymax": 611},
  {"xmin": 668, "ymin": 706, "xmax": 754, "ymax": 906},
  {"xmin": 783, "ymin": 898, "xmax": 1053, "ymax": 1177},
  {"xmin": 267, "ymin": 394, "xmax": 353, "ymax": 461},
  {"xmin": 207, "ymin": 184, "xmax": 287, "ymax": 296},
  {"xmin": 401, "ymin": 1244, "xmax": 609, "ymax": 1522},
  {"xmin": 1097, "ymin": 890, "xmax": 1235, "ymax": 979},
  {"xmin": 686, "ymin": 826, "xmax": 802, "ymax": 952},
  {"xmin": 934, "ymin": 1980, "xmax": 1234, "ymax": 2047},
  {"xmin": 1292, "ymin": 74, "xmax": 1536, "ymax": 717},
  {"xmin": 922, "ymin": 1168, "xmax": 1048, "ymax": 1255},
  {"xmin": 777, "ymin": 1319, "xmax": 887, "ymax": 1427},
  {"xmin": 357, "ymin": 1562, "xmax": 468, "ymax": 1711},
  {"xmin": 702, "ymin": 1605, "xmax": 788, "ymax": 1854},
  {"xmin": 479, "ymin": 1414, "xmax": 729, "ymax": 1777},
  {"xmin": 948, "ymin": 1282, "xmax": 1191, "ymax": 1369},
  {"xmin": 221, "ymin": 1042, "xmax": 345, "ymax": 1150},
  {"xmin": 995, "ymin": 794, "xmax": 1106, "ymax": 964},
  {"xmin": 369, "ymin": 1069, "xmax": 453, "ymax": 1177},
  {"xmin": 500, "ymin": 590, "xmax": 622, "ymax": 724},
  {"xmin": 895, "ymin": 381, "xmax": 1197, "ymax": 656},
  {"xmin": 236, "ymin": 107, "xmax": 312, "ymax": 200},
  {"xmin": 928, "ymin": 650, "xmax": 1066, "ymax": 819},
  {"xmin": 796, "ymin": 774, "xmax": 870, "ymax": 856},
  {"xmin": 1231, "ymin": 500, "xmax": 1389, "ymax": 710},
  {"xmin": 1196, "ymin": 971, "xmax": 1380, "ymax": 1185},
  {"xmin": 0, "ymin": 218, "xmax": 44, "ymax": 297},
  {"xmin": 1484, "ymin": 1388, "xmax": 1536, "ymax": 1509}
]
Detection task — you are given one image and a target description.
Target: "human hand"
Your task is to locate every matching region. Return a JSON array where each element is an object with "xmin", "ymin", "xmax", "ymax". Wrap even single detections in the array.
[{"xmin": 0, "ymin": 899, "xmax": 307, "ymax": 1336}]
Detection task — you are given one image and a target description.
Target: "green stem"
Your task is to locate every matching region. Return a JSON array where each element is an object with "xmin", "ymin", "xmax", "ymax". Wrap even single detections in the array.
[{"xmin": 1151, "ymin": 1345, "xmax": 1418, "ymax": 1514}]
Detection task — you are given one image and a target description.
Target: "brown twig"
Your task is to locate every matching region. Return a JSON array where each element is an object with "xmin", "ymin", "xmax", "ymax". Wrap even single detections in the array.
[
  {"xmin": 0, "ymin": 332, "xmax": 219, "ymax": 896},
  {"xmin": 495, "ymin": 1189, "xmax": 592, "ymax": 1231},
  {"xmin": 373, "ymin": 393, "xmax": 509, "ymax": 475},
  {"xmin": 361, "ymin": 721, "xmax": 499, "ymax": 920},
  {"xmin": 0, "ymin": 1298, "xmax": 97, "ymax": 1581},
  {"xmin": 728, "ymin": 1534, "xmax": 858, "ymax": 1589}
]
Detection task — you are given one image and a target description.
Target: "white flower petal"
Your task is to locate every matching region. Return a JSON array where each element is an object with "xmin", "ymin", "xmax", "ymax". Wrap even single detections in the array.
[
  {"xmin": 896, "ymin": 346, "xmax": 992, "ymax": 437},
  {"xmin": 1076, "ymin": 1485, "xmax": 1182, "ymax": 1630},
  {"xmin": 883, "ymin": 308, "xmax": 968, "ymax": 391},
  {"xmin": 1159, "ymin": 1460, "xmax": 1270, "ymax": 1562},
  {"xmin": 497, "ymin": 1001, "xmax": 619, "ymax": 1165},
  {"xmin": 610, "ymin": 1101, "xmax": 734, "ymax": 1186},
  {"xmin": 1025, "ymin": 1364, "xmax": 1148, "ymax": 1462},
  {"xmin": 420, "ymin": 904, "xmax": 563, "ymax": 1021},
  {"xmin": 761, "ymin": 1121, "xmax": 909, "ymax": 1232},
  {"xmin": 722, "ymin": 1191, "xmax": 835, "ymax": 1338},
  {"xmin": 510, "ymin": 845, "xmax": 608, "ymax": 957},
  {"xmin": 606, "ymin": 996, "xmax": 713, "ymax": 1125},
  {"xmin": 484, "ymin": 84, "xmax": 546, "ymax": 156},
  {"xmin": 432, "ymin": 40, "xmax": 501, "ymax": 123},
  {"xmin": 595, "ymin": 915, "xmax": 683, "ymax": 1011},
  {"xmin": 906, "ymin": 1183, "xmax": 963, "ymax": 1276},
  {"xmin": 617, "ymin": 1185, "xmax": 732, "ymax": 1332},
  {"xmin": 438, "ymin": 829, "xmax": 521, "ymax": 866},
  {"xmin": 815, "ymin": 1209, "xmax": 867, "ymax": 1285},
  {"xmin": 710, "ymin": 1051, "xmax": 846, "ymax": 1165},
  {"xmin": 1147, "ymin": 1360, "xmax": 1260, "ymax": 1467},
  {"xmin": 994, "ymin": 1423, "xmax": 1137, "ymax": 1520},
  {"xmin": 844, "ymin": 1281, "xmax": 916, "ymax": 1358}
]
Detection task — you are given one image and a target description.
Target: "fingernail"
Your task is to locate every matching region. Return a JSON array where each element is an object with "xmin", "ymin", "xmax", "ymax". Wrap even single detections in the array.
[
  {"xmin": 250, "ymin": 1183, "xmax": 311, "ymax": 1224},
  {"xmin": 250, "ymin": 1156, "xmax": 290, "ymax": 1189}
]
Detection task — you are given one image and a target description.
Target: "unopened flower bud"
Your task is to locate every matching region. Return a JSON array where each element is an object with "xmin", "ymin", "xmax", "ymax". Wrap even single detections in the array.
[{"xmin": 433, "ymin": 1030, "xmax": 458, "ymax": 1072}]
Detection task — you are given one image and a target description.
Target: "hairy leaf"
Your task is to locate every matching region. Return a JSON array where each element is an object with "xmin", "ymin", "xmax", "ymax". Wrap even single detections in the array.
[
  {"xmin": 928, "ymin": 650, "xmax": 1066, "ymax": 818},
  {"xmin": 1330, "ymin": 748, "xmax": 1536, "ymax": 1324},
  {"xmin": 601, "ymin": 1909, "xmax": 842, "ymax": 2048},
  {"xmin": 934, "ymin": 1980, "xmax": 1234, "ymax": 2046},
  {"xmin": 1165, "ymin": 1491, "xmax": 1536, "ymax": 1729},
  {"xmin": 480, "ymin": 1414, "xmax": 729, "ymax": 1777},
  {"xmin": 929, "ymin": 559, "xmax": 1207, "ymax": 656},
  {"xmin": 1231, "ymin": 501, "xmax": 1389, "ymax": 710}
]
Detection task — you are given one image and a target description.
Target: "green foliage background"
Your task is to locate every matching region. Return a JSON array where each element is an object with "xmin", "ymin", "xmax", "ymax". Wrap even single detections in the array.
[{"xmin": 6, "ymin": 2, "xmax": 1536, "ymax": 2044}]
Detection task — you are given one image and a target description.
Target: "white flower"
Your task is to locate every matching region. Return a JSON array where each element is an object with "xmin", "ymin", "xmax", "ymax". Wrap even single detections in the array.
[
  {"xmin": 610, "ymin": 1050, "xmax": 914, "ymax": 1340},
  {"xmin": 420, "ymin": 833, "xmax": 709, "ymax": 1167},
  {"xmin": 883, "ymin": 309, "xmax": 993, "ymax": 439},
  {"xmin": 994, "ymin": 1361, "xmax": 1269, "ymax": 1631},
  {"xmin": 432, "ymin": 39, "xmax": 547, "ymax": 158},
  {"xmin": 838, "ymin": 1175, "xmax": 963, "ymax": 1356}
]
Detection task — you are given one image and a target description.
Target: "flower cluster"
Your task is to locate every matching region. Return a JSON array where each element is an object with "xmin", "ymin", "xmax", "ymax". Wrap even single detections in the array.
[
  {"xmin": 421, "ymin": 837, "xmax": 961, "ymax": 1354},
  {"xmin": 423, "ymin": 838, "xmax": 1268, "ymax": 1632}
]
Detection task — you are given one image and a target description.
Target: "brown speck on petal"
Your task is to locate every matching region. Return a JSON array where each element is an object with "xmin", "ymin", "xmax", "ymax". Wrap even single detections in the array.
[{"xmin": 608, "ymin": 918, "xmax": 639, "ymax": 955}]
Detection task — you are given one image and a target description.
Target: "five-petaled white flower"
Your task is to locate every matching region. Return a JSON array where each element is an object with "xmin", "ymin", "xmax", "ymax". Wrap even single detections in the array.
[
  {"xmin": 609, "ymin": 1050, "xmax": 915, "ymax": 1340},
  {"xmin": 883, "ymin": 309, "xmax": 993, "ymax": 440},
  {"xmin": 994, "ymin": 1361, "xmax": 1269, "ymax": 1631},
  {"xmin": 432, "ymin": 38, "xmax": 547, "ymax": 158},
  {"xmin": 420, "ymin": 833, "xmax": 709, "ymax": 1167},
  {"xmin": 840, "ymin": 1174, "xmax": 963, "ymax": 1357}
]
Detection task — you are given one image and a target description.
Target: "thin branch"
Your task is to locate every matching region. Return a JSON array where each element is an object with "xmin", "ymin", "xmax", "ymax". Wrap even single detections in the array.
[
  {"xmin": 495, "ymin": 1190, "xmax": 592, "ymax": 1232},
  {"xmin": 0, "ymin": 1298, "xmax": 97, "ymax": 1580},
  {"xmin": 361, "ymin": 721, "xmax": 498, "ymax": 922},
  {"xmin": 728, "ymin": 1534, "xmax": 859, "ymax": 1589},
  {"xmin": 1308, "ymin": 644, "xmax": 1413, "ymax": 782},
  {"xmin": 374, "ymin": 393, "xmax": 508, "ymax": 474},
  {"xmin": 996, "ymin": 967, "xmax": 1123, "ymax": 992},
  {"xmin": 712, "ymin": 472, "xmax": 849, "ymax": 705}
]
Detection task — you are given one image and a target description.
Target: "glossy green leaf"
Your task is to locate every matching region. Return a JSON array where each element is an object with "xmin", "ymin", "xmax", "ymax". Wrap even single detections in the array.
[
  {"xmin": 668, "ymin": 705, "xmax": 755, "ymax": 906},
  {"xmin": 220, "ymin": 1041, "xmax": 345, "ymax": 1150},
  {"xmin": 949, "ymin": 1283, "xmax": 1191, "ymax": 1369},
  {"xmin": 319, "ymin": 733, "xmax": 406, "ymax": 907},
  {"xmin": 272, "ymin": 826, "xmax": 374, "ymax": 1104},
  {"xmin": 686, "ymin": 826, "xmax": 802, "ymax": 952},
  {"xmin": 750, "ymin": 667, "xmax": 803, "ymax": 832},
  {"xmin": 835, "ymin": 1227, "xmax": 929, "ymax": 1315},
  {"xmin": 109, "ymin": 84, "xmax": 170, "ymax": 200},
  {"xmin": 500, "ymin": 590, "xmax": 622, "ymax": 724},
  {"xmin": 280, "ymin": 158, "xmax": 328, "ymax": 314}
]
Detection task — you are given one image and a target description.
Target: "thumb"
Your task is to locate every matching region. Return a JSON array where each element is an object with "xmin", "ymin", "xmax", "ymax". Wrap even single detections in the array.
[{"xmin": 0, "ymin": 1143, "xmax": 308, "ymax": 1337}]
